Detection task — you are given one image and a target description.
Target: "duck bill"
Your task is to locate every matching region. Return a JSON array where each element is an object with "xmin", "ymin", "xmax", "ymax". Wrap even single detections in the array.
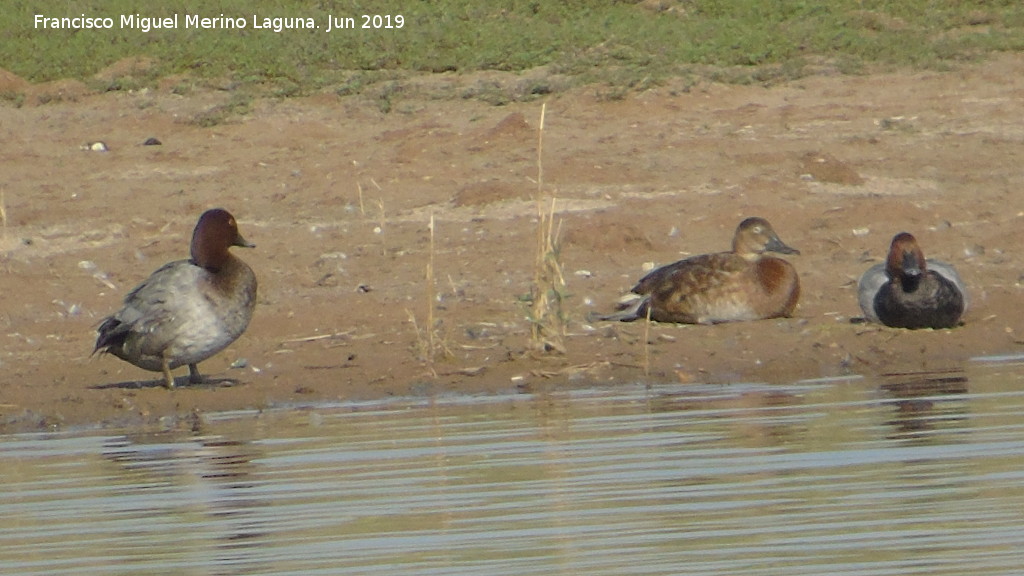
[
  {"xmin": 234, "ymin": 233, "xmax": 255, "ymax": 249},
  {"xmin": 765, "ymin": 236, "xmax": 799, "ymax": 255},
  {"xmin": 901, "ymin": 251, "xmax": 922, "ymax": 276}
]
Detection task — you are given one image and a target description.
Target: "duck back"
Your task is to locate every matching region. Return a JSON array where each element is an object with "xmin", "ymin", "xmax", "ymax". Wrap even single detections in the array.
[{"xmin": 633, "ymin": 252, "xmax": 798, "ymax": 324}]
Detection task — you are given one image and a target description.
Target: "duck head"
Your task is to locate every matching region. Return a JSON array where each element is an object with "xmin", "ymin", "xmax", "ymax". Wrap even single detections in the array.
[
  {"xmin": 733, "ymin": 217, "xmax": 800, "ymax": 260},
  {"xmin": 886, "ymin": 232, "xmax": 926, "ymax": 292},
  {"xmin": 190, "ymin": 208, "xmax": 254, "ymax": 272}
]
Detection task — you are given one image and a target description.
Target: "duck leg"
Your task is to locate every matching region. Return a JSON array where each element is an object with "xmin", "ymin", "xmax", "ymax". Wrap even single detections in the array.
[
  {"xmin": 188, "ymin": 363, "xmax": 204, "ymax": 384},
  {"xmin": 161, "ymin": 355, "xmax": 176, "ymax": 389}
]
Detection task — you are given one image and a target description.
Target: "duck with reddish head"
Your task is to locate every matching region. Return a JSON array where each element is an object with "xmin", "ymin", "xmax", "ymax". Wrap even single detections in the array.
[
  {"xmin": 599, "ymin": 217, "xmax": 801, "ymax": 324},
  {"xmin": 94, "ymin": 209, "xmax": 258, "ymax": 388},
  {"xmin": 858, "ymin": 232, "xmax": 966, "ymax": 329}
]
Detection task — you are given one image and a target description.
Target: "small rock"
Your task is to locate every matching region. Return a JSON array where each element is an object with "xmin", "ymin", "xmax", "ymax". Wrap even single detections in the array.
[
  {"xmin": 878, "ymin": 116, "xmax": 916, "ymax": 130},
  {"xmin": 799, "ymin": 151, "xmax": 864, "ymax": 185},
  {"xmin": 964, "ymin": 244, "xmax": 985, "ymax": 258},
  {"xmin": 456, "ymin": 367, "xmax": 486, "ymax": 376},
  {"xmin": 82, "ymin": 141, "xmax": 109, "ymax": 152}
]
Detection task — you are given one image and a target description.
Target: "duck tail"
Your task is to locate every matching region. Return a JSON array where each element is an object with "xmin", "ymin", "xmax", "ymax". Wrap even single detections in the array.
[
  {"xmin": 590, "ymin": 294, "xmax": 650, "ymax": 322},
  {"xmin": 92, "ymin": 317, "xmax": 128, "ymax": 357}
]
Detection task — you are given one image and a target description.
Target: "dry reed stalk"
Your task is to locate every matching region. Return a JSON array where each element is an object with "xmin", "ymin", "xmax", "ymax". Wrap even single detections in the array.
[
  {"xmin": 376, "ymin": 197, "xmax": 387, "ymax": 256},
  {"xmin": 426, "ymin": 211, "xmax": 436, "ymax": 364},
  {"xmin": 376, "ymin": 198, "xmax": 386, "ymax": 231},
  {"xmin": 280, "ymin": 330, "xmax": 355, "ymax": 344},
  {"xmin": 405, "ymin": 309, "xmax": 429, "ymax": 367},
  {"xmin": 409, "ymin": 212, "xmax": 450, "ymax": 375},
  {"xmin": 529, "ymin": 103, "xmax": 567, "ymax": 353},
  {"xmin": 643, "ymin": 302, "xmax": 652, "ymax": 377},
  {"xmin": 0, "ymin": 188, "xmax": 7, "ymax": 233}
]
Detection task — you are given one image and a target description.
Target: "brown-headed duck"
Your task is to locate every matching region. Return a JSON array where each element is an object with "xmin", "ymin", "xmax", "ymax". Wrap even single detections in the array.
[
  {"xmin": 600, "ymin": 217, "xmax": 800, "ymax": 324},
  {"xmin": 94, "ymin": 209, "xmax": 257, "ymax": 388},
  {"xmin": 858, "ymin": 232, "xmax": 966, "ymax": 329}
]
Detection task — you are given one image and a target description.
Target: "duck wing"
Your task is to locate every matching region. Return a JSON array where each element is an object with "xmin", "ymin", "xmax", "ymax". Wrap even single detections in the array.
[
  {"xmin": 94, "ymin": 260, "xmax": 200, "ymax": 356},
  {"xmin": 856, "ymin": 262, "xmax": 887, "ymax": 323},
  {"xmin": 632, "ymin": 253, "xmax": 744, "ymax": 297}
]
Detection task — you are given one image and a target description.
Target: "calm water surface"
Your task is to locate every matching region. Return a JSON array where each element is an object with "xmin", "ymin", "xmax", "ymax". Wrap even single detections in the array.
[{"xmin": 3, "ymin": 359, "xmax": 1024, "ymax": 575}]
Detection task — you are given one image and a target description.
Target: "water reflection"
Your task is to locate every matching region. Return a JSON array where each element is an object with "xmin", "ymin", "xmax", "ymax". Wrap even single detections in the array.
[
  {"xmin": 647, "ymin": 384, "xmax": 811, "ymax": 448},
  {"xmin": 102, "ymin": 433, "xmax": 267, "ymax": 575},
  {"xmin": 1, "ymin": 362, "xmax": 1024, "ymax": 575},
  {"xmin": 879, "ymin": 369, "xmax": 969, "ymax": 441}
]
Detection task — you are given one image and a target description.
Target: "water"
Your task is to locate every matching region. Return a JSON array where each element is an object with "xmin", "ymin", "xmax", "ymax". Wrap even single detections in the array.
[{"xmin": 3, "ymin": 360, "xmax": 1024, "ymax": 575}]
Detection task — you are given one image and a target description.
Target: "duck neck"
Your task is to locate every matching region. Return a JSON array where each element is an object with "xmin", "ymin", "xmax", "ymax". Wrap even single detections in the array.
[{"xmin": 191, "ymin": 235, "xmax": 232, "ymax": 272}]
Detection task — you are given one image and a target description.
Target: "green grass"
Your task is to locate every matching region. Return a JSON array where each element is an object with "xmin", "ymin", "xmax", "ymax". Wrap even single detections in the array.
[{"xmin": 4, "ymin": 0, "xmax": 1024, "ymax": 101}]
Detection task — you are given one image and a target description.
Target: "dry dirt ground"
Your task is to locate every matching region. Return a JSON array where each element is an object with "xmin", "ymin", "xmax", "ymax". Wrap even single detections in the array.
[{"xmin": 2, "ymin": 54, "xmax": 1024, "ymax": 432}]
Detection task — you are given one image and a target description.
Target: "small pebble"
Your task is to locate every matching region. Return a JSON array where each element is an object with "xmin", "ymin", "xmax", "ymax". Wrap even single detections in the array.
[
  {"xmin": 82, "ymin": 141, "xmax": 109, "ymax": 152},
  {"xmin": 964, "ymin": 245, "xmax": 985, "ymax": 258}
]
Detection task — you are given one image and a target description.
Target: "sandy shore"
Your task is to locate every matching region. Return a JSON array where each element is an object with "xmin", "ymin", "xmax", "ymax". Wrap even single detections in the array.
[{"xmin": 2, "ymin": 55, "xmax": 1024, "ymax": 432}]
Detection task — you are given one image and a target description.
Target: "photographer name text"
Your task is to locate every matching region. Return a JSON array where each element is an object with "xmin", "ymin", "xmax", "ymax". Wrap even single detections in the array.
[{"xmin": 34, "ymin": 13, "xmax": 404, "ymax": 33}]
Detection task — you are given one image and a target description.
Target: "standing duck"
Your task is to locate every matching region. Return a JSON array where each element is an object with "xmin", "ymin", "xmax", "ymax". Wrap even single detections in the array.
[
  {"xmin": 94, "ymin": 209, "xmax": 258, "ymax": 388},
  {"xmin": 600, "ymin": 217, "xmax": 801, "ymax": 324},
  {"xmin": 858, "ymin": 232, "xmax": 966, "ymax": 329}
]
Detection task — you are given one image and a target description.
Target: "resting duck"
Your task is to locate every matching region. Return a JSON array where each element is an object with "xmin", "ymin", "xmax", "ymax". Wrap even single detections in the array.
[
  {"xmin": 94, "ymin": 209, "xmax": 258, "ymax": 388},
  {"xmin": 600, "ymin": 217, "xmax": 800, "ymax": 324},
  {"xmin": 857, "ymin": 232, "xmax": 966, "ymax": 329}
]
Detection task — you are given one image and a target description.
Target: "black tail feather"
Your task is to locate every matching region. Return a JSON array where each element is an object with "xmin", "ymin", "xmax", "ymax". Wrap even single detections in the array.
[
  {"xmin": 590, "ymin": 295, "xmax": 649, "ymax": 322},
  {"xmin": 93, "ymin": 317, "xmax": 128, "ymax": 356}
]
